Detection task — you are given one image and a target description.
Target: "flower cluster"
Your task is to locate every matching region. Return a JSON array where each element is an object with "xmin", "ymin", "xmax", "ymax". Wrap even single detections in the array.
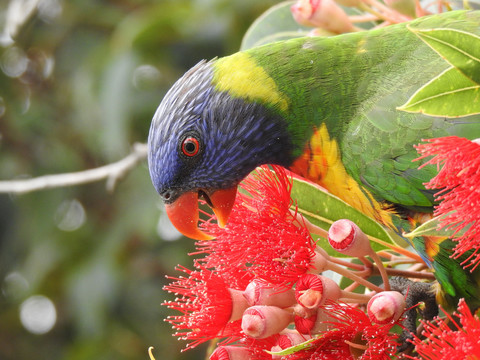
[
  {"xmin": 162, "ymin": 166, "xmax": 409, "ymax": 359},
  {"xmin": 163, "ymin": 135, "xmax": 480, "ymax": 358}
]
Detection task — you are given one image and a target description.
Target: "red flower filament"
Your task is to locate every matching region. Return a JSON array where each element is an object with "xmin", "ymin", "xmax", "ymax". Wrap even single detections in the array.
[
  {"xmin": 416, "ymin": 136, "xmax": 480, "ymax": 269},
  {"xmin": 199, "ymin": 165, "xmax": 317, "ymax": 288},
  {"xmin": 162, "ymin": 266, "xmax": 242, "ymax": 350}
]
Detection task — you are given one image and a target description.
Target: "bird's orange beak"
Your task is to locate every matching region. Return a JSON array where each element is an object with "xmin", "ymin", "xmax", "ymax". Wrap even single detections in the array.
[{"xmin": 164, "ymin": 187, "xmax": 237, "ymax": 240}]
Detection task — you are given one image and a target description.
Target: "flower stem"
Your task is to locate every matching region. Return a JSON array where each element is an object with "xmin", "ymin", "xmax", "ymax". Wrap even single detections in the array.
[
  {"xmin": 327, "ymin": 261, "xmax": 383, "ymax": 293},
  {"xmin": 368, "ymin": 251, "xmax": 390, "ymax": 291},
  {"xmin": 340, "ymin": 291, "xmax": 373, "ymax": 303},
  {"xmin": 323, "ymin": 252, "xmax": 366, "ymax": 271}
]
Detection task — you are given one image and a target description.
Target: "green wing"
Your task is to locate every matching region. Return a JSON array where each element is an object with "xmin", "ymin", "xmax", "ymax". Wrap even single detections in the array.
[
  {"xmin": 413, "ymin": 237, "xmax": 480, "ymax": 309},
  {"xmin": 244, "ymin": 10, "xmax": 480, "ymax": 208}
]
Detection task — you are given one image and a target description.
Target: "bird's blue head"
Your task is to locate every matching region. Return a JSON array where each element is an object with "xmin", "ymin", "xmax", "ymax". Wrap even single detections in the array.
[{"xmin": 148, "ymin": 60, "xmax": 292, "ymax": 239}]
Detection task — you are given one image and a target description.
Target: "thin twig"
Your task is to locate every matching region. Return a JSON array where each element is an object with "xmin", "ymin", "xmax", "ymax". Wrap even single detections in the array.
[
  {"xmin": 0, "ymin": 142, "xmax": 148, "ymax": 194},
  {"xmin": 382, "ymin": 267, "xmax": 435, "ymax": 280}
]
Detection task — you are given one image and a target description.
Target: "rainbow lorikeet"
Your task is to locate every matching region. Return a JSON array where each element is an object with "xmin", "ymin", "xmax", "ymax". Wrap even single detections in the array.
[{"xmin": 148, "ymin": 10, "xmax": 480, "ymax": 308}]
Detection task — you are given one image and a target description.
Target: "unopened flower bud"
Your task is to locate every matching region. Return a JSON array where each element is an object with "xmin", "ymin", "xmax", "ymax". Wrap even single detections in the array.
[
  {"xmin": 328, "ymin": 219, "xmax": 371, "ymax": 257},
  {"xmin": 296, "ymin": 274, "xmax": 372, "ymax": 308},
  {"xmin": 309, "ymin": 250, "xmax": 329, "ymax": 272},
  {"xmin": 295, "ymin": 274, "xmax": 342, "ymax": 308},
  {"xmin": 291, "ymin": 0, "xmax": 355, "ymax": 33},
  {"xmin": 210, "ymin": 345, "xmax": 251, "ymax": 360},
  {"xmin": 243, "ymin": 279, "xmax": 296, "ymax": 308},
  {"xmin": 367, "ymin": 291, "xmax": 405, "ymax": 324},
  {"xmin": 242, "ymin": 305, "xmax": 293, "ymax": 339},
  {"xmin": 228, "ymin": 289, "xmax": 250, "ymax": 321}
]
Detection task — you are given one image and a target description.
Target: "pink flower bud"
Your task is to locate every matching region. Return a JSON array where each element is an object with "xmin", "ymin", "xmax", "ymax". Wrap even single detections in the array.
[
  {"xmin": 228, "ymin": 289, "xmax": 250, "ymax": 321},
  {"xmin": 291, "ymin": 0, "xmax": 355, "ymax": 33},
  {"xmin": 242, "ymin": 305, "xmax": 293, "ymax": 339},
  {"xmin": 367, "ymin": 291, "xmax": 405, "ymax": 324},
  {"xmin": 295, "ymin": 274, "xmax": 342, "ymax": 308},
  {"xmin": 328, "ymin": 219, "xmax": 371, "ymax": 257},
  {"xmin": 243, "ymin": 279, "xmax": 296, "ymax": 308},
  {"xmin": 210, "ymin": 346, "xmax": 251, "ymax": 360},
  {"xmin": 309, "ymin": 250, "xmax": 329, "ymax": 272}
]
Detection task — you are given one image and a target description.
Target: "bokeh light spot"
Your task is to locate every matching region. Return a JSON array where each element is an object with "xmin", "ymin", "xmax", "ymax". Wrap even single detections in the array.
[
  {"xmin": 2, "ymin": 272, "xmax": 29, "ymax": 300},
  {"xmin": 54, "ymin": 199, "xmax": 86, "ymax": 232},
  {"xmin": 1, "ymin": 46, "xmax": 28, "ymax": 78},
  {"xmin": 132, "ymin": 64, "xmax": 161, "ymax": 90},
  {"xmin": 19, "ymin": 295, "xmax": 57, "ymax": 334},
  {"xmin": 157, "ymin": 207, "xmax": 182, "ymax": 242},
  {"xmin": 37, "ymin": 0, "xmax": 62, "ymax": 23}
]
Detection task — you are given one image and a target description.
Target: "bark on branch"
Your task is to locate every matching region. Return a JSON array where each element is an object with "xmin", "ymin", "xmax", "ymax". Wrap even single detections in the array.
[{"xmin": 0, "ymin": 142, "xmax": 148, "ymax": 194}]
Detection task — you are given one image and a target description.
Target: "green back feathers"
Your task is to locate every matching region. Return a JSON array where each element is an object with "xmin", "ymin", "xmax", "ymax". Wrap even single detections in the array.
[
  {"xmin": 413, "ymin": 236, "xmax": 480, "ymax": 309},
  {"xmin": 210, "ymin": 11, "xmax": 480, "ymax": 210}
]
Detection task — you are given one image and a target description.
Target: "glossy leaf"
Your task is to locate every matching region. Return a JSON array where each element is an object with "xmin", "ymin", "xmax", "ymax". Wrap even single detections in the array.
[
  {"xmin": 267, "ymin": 336, "xmax": 318, "ymax": 355},
  {"xmin": 397, "ymin": 66, "xmax": 480, "ymax": 117},
  {"xmin": 403, "ymin": 213, "xmax": 470, "ymax": 239},
  {"xmin": 410, "ymin": 27, "xmax": 480, "ymax": 84},
  {"xmin": 240, "ymin": 1, "xmax": 311, "ymax": 51},
  {"xmin": 290, "ymin": 177, "xmax": 402, "ymax": 257}
]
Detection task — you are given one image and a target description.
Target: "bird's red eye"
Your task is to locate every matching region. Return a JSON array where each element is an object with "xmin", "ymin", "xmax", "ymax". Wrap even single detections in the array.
[{"xmin": 181, "ymin": 137, "xmax": 200, "ymax": 157}]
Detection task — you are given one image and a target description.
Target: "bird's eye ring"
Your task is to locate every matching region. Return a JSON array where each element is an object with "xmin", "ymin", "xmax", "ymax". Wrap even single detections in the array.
[{"xmin": 181, "ymin": 137, "xmax": 200, "ymax": 157}]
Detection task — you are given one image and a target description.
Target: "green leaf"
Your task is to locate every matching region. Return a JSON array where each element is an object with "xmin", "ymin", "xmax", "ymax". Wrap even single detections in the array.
[
  {"xmin": 267, "ymin": 336, "xmax": 319, "ymax": 356},
  {"xmin": 240, "ymin": 1, "xmax": 311, "ymax": 51},
  {"xmin": 290, "ymin": 177, "xmax": 401, "ymax": 257},
  {"xmin": 403, "ymin": 213, "xmax": 470, "ymax": 239},
  {"xmin": 409, "ymin": 27, "xmax": 480, "ymax": 84},
  {"xmin": 397, "ymin": 66, "xmax": 480, "ymax": 117}
]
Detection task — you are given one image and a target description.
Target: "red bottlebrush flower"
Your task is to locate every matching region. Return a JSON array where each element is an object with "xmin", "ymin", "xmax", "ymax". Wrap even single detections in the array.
[
  {"xmin": 416, "ymin": 136, "xmax": 480, "ymax": 269},
  {"xmin": 162, "ymin": 265, "xmax": 246, "ymax": 350},
  {"xmin": 286, "ymin": 301, "xmax": 401, "ymax": 359},
  {"xmin": 198, "ymin": 165, "xmax": 317, "ymax": 288},
  {"xmin": 408, "ymin": 298, "xmax": 480, "ymax": 360}
]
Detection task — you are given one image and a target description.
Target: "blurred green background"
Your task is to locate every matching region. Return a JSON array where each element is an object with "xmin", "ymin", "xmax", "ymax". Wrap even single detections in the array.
[{"xmin": 0, "ymin": 1, "xmax": 276, "ymax": 359}]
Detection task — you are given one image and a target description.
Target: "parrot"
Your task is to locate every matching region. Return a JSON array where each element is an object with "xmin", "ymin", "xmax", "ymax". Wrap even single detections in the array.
[{"xmin": 147, "ymin": 10, "xmax": 480, "ymax": 309}]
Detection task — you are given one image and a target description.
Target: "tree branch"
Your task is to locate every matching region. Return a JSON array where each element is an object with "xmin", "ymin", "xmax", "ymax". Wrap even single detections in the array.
[{"xmin": 0, "ymin": 142, "xmax": 148, "ymax": 194}]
